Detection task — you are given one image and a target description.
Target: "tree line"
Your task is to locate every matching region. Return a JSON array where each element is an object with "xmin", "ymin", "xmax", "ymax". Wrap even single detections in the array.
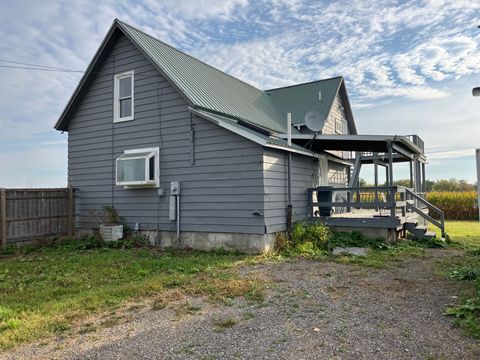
[{"xmin": 359, "ymin": 178, "xmax": 478, "ymax": 192}]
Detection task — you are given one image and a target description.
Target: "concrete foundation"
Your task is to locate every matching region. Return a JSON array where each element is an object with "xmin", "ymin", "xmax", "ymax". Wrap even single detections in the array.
[
  {"xmin": 76, "ymin": 228, "xmax": 276, "ymax": 253},
  {"xmin": 153, "ymin": 231, "xmax": 276, "ymax": 254}
]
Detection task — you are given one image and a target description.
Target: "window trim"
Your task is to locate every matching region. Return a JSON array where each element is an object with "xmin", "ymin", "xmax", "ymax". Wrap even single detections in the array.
[
  {"xmin": 335, "ymin": 117, "xmax": 344, "ymax": 134},
  {"xmin": 113, "ymin": 70, "xmax": 134, "ymax": 123},
  {"xmin": 115, "ymin": 147, "xmax": 159, "ymax": 188}
]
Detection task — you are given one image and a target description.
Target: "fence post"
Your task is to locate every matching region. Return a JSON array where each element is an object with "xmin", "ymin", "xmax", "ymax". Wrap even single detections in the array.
[
  {"xmin": 0, "ymin": 188, "xmax": 6, "ymax": 249},
  {"xmin": 67, "ymin": 186, "xmax": 74, "ymax": 237}
]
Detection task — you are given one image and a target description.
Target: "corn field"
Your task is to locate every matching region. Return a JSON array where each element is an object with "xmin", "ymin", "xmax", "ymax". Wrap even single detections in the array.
[{"xmin": 426, "ymin": 191, "xmax": 479, "ymax": 220}]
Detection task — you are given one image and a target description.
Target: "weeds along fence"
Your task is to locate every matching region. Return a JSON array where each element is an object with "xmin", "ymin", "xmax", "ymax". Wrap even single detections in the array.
[
  {"xmin": 0, "ymin": 188, "xmax": 75, "ymax": 248},
  {"xmin": 426, "ymin": 191, "xmax": 478, "ymax": 220}
]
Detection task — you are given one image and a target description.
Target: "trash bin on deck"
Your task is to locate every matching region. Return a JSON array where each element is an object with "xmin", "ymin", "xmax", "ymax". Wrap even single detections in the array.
[{"xmin": 317, "ymin": 186, "xmax": 333, "ymax": 217}]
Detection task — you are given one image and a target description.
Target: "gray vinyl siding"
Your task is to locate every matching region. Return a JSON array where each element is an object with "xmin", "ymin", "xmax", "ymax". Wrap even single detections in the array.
[
  {"xmin": 323, "ymin": 92, "xmax": 351, "ymax": 158},
  {"xmin": 328, "ymin": 161, "xmax": 349, "ymax": 186},
  {"xmin": 68, "ymin": 33, "xmax": 265, "ymax": 235},
  {"xmin": 262, "ymin": 148, "xmax": 316, "ymax": 233},
  {"xmin": 323, "ymin": 92, "xmax": 350, "ymax": 186},
  {"xmin": 262, "ymin": 149, "xmax": 350, "ymax": 233},
  {"xmin": 323, "ymin": 93, "xmax": 348, "ymax": 135}
]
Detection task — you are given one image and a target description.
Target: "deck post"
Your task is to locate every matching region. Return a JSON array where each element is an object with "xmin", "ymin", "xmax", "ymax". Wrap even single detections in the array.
[
  {"xmin": 409, "ymin": 161, "xmax": 414, "ymax": 188},
  {"xmin": 387, "ymin": 141, "xmax": 394, "ymax": 186},
  {"xmin": 413, "ymin": 157, "xmax": 422, "ymax": 201},
  {"xmin": 421, "ymin": 162, "xmax": 426, "ymax": 195},
  {"xmin": 389, "ymin": 186, "xmax": 396, "ymax": 220}
]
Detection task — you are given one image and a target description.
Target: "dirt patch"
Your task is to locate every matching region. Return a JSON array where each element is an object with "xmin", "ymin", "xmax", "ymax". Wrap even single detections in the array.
[{"xmin": 2, "ymin": 249, "xmax": 479, "ymax": 360}]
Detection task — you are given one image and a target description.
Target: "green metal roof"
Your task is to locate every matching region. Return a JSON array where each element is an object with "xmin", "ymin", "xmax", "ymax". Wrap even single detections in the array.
[
  {"xmin": 265, "ymin": 77, "xmax": 343, "ymax": 126},
  {"xmin": 55, "ymin": 19, "xmax": 356, "ymax": 142},
  {"xmin": 117, "ymin": 20, "xmax": 287, "ymax": 134},
  {"xmin": 190, "ymin": 109, "xmax": 315, "ymax": 156}
]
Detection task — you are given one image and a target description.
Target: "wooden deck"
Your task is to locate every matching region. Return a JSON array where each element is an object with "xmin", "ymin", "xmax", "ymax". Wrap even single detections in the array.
[
  {"xmin": 323, "ymin": 208, "xmax": 422, "ymax": 230},
  {"xmin": 331, "ymin": 208, "xmax": 420, "ymax": 221},
  {"xmin": 307, "ymin": 186, "xmax": 443, "ymax": 241}
]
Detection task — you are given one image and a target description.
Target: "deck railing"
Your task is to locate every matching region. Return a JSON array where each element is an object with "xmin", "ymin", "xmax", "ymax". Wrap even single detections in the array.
[
  {"xmin": 405, "ymin": 135, "xmax": 425, "ymax": 153},
  {"xmin": 308, "ymin": 185, "xmax": 445, "ymax": 238},
  {"xmin": 308, "ymin": 186, "xmax": 406, "ymax": 220},
  {"xmin": 405, "ymin": 188, "xmax": 445, "ymax": 237}
]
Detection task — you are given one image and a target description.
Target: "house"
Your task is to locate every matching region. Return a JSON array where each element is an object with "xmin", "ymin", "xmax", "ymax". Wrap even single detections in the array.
[{"xmin": 55, "ymin": 19, "xmax": 444, "ymax": 252}]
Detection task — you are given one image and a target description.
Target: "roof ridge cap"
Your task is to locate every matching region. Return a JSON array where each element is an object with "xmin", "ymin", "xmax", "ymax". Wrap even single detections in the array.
[{"xmin": 264, "ymin": 76, "xmax": 343, "ymax": 92}]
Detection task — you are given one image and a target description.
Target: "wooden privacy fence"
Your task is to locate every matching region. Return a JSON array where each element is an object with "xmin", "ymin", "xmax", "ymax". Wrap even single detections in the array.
[{"xmin": 0, "ymin": 187, "xmax": 75, "ymax": 248}]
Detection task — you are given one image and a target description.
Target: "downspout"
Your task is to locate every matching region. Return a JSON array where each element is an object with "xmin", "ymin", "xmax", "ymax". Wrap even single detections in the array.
[{"xmin": 287, "ymin": 113, "xmax": 293, "ymax": 236}]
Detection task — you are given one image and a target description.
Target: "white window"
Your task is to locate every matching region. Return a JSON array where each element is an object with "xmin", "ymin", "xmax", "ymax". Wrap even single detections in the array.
[
  {"xmin": 335, "ymin": 118, "xmax": 344, "ymax": 134},
  {"xmin": 116, "ymin": 147, "xmax": 159, "ymax": 187},
  {"xmin": 114, "ymin": 70, "xmax": 134, "ymax": 122}
]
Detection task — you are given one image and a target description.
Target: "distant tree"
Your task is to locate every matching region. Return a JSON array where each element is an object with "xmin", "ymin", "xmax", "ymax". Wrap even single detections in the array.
[
  {"xmin": 430, "ymin": 178, "xmax": 476, "ymax": 192},
  {"xmin": 358, "ymin": 178, "xmax": 477, "ymax": 192},
  {"xmin": 358, "ymin": 178, "xmax": 371, "ymax": 187},
  {"xmin": 393, "ymin": 179, "xmax": 411, "ymax": 187},
  {"xmin": 425, "ymin": 180, "xmax": 435, "ymax": 192},
  {"xmin": 357, "ymin": 177, "xmax": 476, "ymax": 192}
]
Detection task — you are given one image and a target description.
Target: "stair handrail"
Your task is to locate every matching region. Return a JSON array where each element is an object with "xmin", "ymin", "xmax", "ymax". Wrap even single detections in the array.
[{"xmin": 405, "ymin": 188, "xmax": 445, "ymax": 238}]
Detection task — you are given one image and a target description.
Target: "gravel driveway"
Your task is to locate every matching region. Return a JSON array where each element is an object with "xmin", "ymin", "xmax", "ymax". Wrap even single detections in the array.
[{"xmin": 3, "ymin": 249, "xmax": 479, "ymax": 360}]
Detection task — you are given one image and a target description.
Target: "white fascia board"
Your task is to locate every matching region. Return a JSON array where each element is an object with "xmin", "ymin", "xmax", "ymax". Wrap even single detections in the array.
[
  {"xmin": 189, "ymin": 108, "xmax": 317, "ymax": 158},
  {"xmin": 263, "ymin": 143, "xmax": 317, "ymax": 158},
  {"xmin": 278, "ymin": 133, "xmax": 425, "ymax": 156},
  {"xmin": 321, "ymin": 153, "xmax": 353, "ymax": 166}
]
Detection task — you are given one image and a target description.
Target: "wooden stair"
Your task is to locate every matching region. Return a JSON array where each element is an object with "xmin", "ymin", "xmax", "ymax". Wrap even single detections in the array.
[
  {"xmin": 405, "ymin": 188, "xmax": 445, "ymax": 239},
  {"xmin": 404, "ymin": 221, "xmax": 436, "ymax": 241}
]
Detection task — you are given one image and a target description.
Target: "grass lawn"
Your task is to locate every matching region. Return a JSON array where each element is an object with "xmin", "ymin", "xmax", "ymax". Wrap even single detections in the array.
[
  {"xmin": 2, "ymin": 221, "xmax": 479, "ymax": 350},
  {"xmin": 433, "ymin": 221, "xmax": 480, "ymax": 338},
  {"xmin": 0, "ymin": 239, "xmax": 263, "ymax": 350},
  {"xmin": 443, "ymin": 220, "xmax": 480, "ymax": 249}
]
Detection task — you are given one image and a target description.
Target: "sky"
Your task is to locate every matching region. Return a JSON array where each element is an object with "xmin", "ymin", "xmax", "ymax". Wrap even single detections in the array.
[{"xmin": 0, "ymin": 0, "xmax": 479, "ymax": 187}]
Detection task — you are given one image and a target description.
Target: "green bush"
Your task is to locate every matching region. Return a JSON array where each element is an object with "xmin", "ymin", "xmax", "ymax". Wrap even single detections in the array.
[
  {"xmin": 291, "ymin": 222, "xmax": 331, "ymax": 250},
  {"xmin": 109, "ymin": 232, "xmax": 150, "ymax": 249},
  {"xmin": 289, "ymin": 222, "xmax": 390, "ymax": 254},
  {"xmin": 427, "ymin": 191, "xmax": 478, "ymax": 220},
  {"xmin": 328, "ymin": 231, "xmax": 388, "ymax": 251}
]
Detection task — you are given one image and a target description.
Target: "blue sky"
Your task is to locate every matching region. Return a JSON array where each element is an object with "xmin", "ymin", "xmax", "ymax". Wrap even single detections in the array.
[{"xmin": 0, "ymin": 0, "xmax": 479, "ymax": 187}]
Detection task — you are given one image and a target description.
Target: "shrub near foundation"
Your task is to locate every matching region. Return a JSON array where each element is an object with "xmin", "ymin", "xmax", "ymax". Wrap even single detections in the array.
[
  {"xmin": 427, "ymin": 191, "xmax": 478, "ymax": 220},
  {"xmin": 290, "ymin": 222, "xmax": 331, "ymax": 251},
  {"xmin": 290, "ymin": 222, "xmax": 389, "ymax": 253}
]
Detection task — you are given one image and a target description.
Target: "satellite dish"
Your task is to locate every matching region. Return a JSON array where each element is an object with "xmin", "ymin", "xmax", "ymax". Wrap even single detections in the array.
[{"xmin": 304, "ymin": 111, "xmax": 325, "ymax": 132}]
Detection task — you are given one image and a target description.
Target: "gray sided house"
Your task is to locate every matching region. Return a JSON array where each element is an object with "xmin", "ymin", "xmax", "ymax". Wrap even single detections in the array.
[{"xmin": 55, "ymin": 19, "xmax": 442, "ymax": 252}]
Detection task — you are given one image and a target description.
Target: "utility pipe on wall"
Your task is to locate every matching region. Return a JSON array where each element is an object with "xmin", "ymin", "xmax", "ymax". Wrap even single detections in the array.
[
  {"xmin": 176, "ymin": 193, "xmax": 180, "ymax": 240},
  {"xmin": 169, "ymin": 181, "xmax": 181, "ymax": 242},
  {"xmin": 287, "ymin": 113, "xmax": 293, "ymax": 236}
]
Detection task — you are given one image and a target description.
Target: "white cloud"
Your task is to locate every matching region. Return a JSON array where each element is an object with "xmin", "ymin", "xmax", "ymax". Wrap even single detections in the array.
[
  {"xmin": 428, "ymin": 148, "xmax": 476, "ymax": 160},
  {"xmin": 1, "ymin": 0, "xmax": 480, "ymax": 186},
  {"xmin": 157, "ymin": 0, "xmax": 249, "ymax": 20}
]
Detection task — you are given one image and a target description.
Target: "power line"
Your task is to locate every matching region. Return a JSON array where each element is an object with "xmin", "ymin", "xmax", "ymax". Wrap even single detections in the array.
[
  {"xmin": 0, "ymin": 59, "xmax": 160, "ymax": 78},
  {"xmin": 0, "ymin": 64, "xmax": 84, "ymax": 73},
  {"xmin": 0, "ymin": 59, "xmax": 81, "ymax": 71}
]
